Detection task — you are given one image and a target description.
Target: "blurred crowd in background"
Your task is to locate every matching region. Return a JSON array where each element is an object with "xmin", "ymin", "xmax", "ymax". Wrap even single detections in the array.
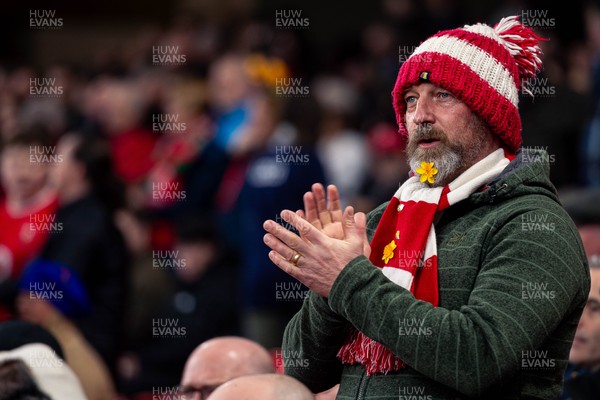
[{"xmin": 0, "ymin": 0, "xmax": 599, "ymax": 398}]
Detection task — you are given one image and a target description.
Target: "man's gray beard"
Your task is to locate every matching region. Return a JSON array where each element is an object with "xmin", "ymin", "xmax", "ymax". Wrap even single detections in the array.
[
  {"xmin": 406, "ymin": 122, "xmax": 488, "ymax": 187},
  {"xmin": 409, "ymin": 147, "xmax": 461, "ymax": 187}
]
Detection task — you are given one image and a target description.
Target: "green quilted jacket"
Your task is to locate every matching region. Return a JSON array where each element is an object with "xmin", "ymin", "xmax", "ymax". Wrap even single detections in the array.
[{"xmin": 282, "ymin": 149, "xmax": 590, "ymax": 399}]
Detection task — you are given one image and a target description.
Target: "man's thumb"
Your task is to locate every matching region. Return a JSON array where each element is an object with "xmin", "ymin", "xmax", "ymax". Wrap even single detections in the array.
[{"xmin": 344, "ymin": 207, "xmax": 366, "ymax": 238}]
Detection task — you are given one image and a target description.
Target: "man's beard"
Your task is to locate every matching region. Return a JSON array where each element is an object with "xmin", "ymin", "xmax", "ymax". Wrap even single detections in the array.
[{"xmin": 406, "ymin": 119, "xmax": 489, "ymax": 187}]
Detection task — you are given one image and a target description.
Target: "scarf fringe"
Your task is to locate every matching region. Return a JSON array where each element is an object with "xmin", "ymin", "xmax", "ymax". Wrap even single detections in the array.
[{"xmin": 337, "ymin": 331, "xmax": 405, "ymax": 375}]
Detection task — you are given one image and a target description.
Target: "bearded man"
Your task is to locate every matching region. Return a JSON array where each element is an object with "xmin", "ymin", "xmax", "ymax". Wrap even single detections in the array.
[{"xmin": 262, "ymin": 16, "xmax": 591, "ymax": 400}]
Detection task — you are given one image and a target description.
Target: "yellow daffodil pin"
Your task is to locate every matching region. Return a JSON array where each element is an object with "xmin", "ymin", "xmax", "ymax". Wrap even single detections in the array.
[
  {"xmin": 382, "ymin": 240, "xmax": 397, "ymax": 264},
  {"xmin": 416, "ymin": 161, "xmax": 438, "ymax": 184}
]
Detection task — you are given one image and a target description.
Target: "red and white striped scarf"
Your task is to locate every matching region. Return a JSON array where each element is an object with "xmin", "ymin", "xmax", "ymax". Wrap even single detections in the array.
[{"xmin": 337, "ymin": 148, "xmax": 515, "ymax": 375}]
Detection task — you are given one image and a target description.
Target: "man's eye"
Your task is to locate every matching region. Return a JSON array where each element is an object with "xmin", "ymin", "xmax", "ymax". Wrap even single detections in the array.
[
  {"xmin": 405, "ymin": 96, "xmax": 417, "ymax": 104},
  {"xmin": 437, "ymin": 91, "xmax": 452, "ymax": 99}
]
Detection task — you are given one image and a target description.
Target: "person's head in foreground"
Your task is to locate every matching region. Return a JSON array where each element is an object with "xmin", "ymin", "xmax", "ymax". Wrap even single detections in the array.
[
  {"xmin": 0, "ymin": 343, "xmax": 86, "ymax": 399},
  {"xmin": 569, "ymin": 225, "xmax": 600, "ymax": 369},
  {"xmin": 392, "ymin": 16, "xmax": 543, "ymax": 186},
  {"xmin": 180, "ymin": 336, "xmax": 275, "ymax": 399},
  {"xmin": 207, "ymin": 374, "xmax": 314, "ymax": 400}
]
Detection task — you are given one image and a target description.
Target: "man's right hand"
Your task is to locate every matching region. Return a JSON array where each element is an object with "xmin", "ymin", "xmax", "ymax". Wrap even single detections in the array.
[
  {"xmin": 297, "ymin": 183, "xmax": 345, "ymax": 240},
  {"xmin": 297, "ymin": 183, "xmax": 370, "ymax": 257}
]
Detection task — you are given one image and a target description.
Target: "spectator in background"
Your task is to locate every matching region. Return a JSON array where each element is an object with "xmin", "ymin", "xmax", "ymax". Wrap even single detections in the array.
[
  {"xmin": 562, "ymin": 224, "xmax": 600, "ymax": 400},
  {"xmin": 313, "ymin": 76, "xmax": 371, "ymax": 204},
  {"xmin": 35, "ymin": 132, "xmax": 129, "ymax": 376},
  {"xmin": 232, "ymin": 59, "xmax": 326, "ymax": 348},
  {"xmin": 0, "ymin": 129, "xmax": 58, "ymax": 321},
  {"xmin": 207, "ymin": 54, "xmax": 279, "ymax": 227},
  {"xmin": 208, "ymin": 54, "xmax": 266, "ymax": 157},
  {"xmin": 518, "ymin": 34, "xmax": 591, "ymax": 190},
  {"xmin": 139, "ymin": 75, "xmax": 218, "ymax": 222},
  {"xmin": 179, "ymin": 336, "xmax": 275, "ymax": 399},
  {"xmin": 19, "ymin": 66, "xmax": 73, "ymax": 140},
  {"xmin": 208, "ymin": 374, "xmax": 314, "ymax": 400},
  {"xmin": 94, "ymin": 78, "xmax": 157, "ymax": 187},
  {"xmin": 117, "ymin": 218, "xmax": 239, "ymax": 395},
  {"xmin": 358, "ymin": 21, "xmax": 401, "ymax": 125},
  {"xmin": 581, "ymin": 2, "xmax": 600, "ymax": 187}
]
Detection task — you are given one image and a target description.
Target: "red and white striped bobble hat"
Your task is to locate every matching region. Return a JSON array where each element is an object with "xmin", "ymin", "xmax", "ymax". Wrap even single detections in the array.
[{"xmin": 392, "ymin": 16, "xmax": 544, "ymax": 152}]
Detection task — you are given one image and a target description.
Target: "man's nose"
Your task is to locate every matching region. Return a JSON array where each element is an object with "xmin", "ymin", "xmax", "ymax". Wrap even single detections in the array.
[{"xmin": 411, "ymin": 97, "xmax": 434, "ymax": 126}]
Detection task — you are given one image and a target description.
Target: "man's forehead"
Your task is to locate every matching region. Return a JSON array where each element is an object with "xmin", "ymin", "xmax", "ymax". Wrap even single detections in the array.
[{"xmin": 405, "ymin": 82, "xmax": 445, "ymax": 93}]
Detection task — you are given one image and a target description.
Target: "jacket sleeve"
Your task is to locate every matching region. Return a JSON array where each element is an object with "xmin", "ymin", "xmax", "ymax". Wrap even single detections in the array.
[
  {"xmin": 281, "ymin": 203, "xmax": 388, "ymax": 393},
  {"xmin": 282, "ymin": 291, "xmax": 350, "ymax": 392},
  {"xmin": 327, "ymin": 207, "xmax": 590, "ymax": 397}
]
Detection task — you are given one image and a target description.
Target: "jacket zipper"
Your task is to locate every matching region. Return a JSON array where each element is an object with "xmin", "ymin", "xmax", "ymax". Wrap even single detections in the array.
[
  {"xmin": 356, "ymin": 371, "xmax": 367, "ymax": 400},
  {"xmin": 489, "ymin": 183, "xmax": 509, "ymax": 203}
]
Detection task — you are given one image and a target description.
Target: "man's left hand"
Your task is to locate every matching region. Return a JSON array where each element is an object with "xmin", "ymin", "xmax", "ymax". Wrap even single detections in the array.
[{"xmin": 263, "ymin": 206, "xmax": 370, "ymax": 298}]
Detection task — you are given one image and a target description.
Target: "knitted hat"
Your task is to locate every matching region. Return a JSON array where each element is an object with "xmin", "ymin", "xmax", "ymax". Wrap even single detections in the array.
[
  {"xmin": 19, "ymin": 258, "xmax": 91, "ymax": 318},
  {"xmin": 392, "ymin": 16, "xmax": 544, "ymax": 152}
]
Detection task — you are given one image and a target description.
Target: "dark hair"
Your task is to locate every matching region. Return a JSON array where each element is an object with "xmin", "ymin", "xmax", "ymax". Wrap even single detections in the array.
[
  {"xmin": 69, "ymin": 133, "xmax": 125, "ymax": 213},
  {"xmin": 0, "ymin": 321, "xmax": 64, "ymax": 360},
  {"xmin": 0, "ymin": 359, "xmax": 51, "ymax": 400},
  {"xmin": 2, "ymin": 126, "xmax": 51, "ymax": 153}
]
